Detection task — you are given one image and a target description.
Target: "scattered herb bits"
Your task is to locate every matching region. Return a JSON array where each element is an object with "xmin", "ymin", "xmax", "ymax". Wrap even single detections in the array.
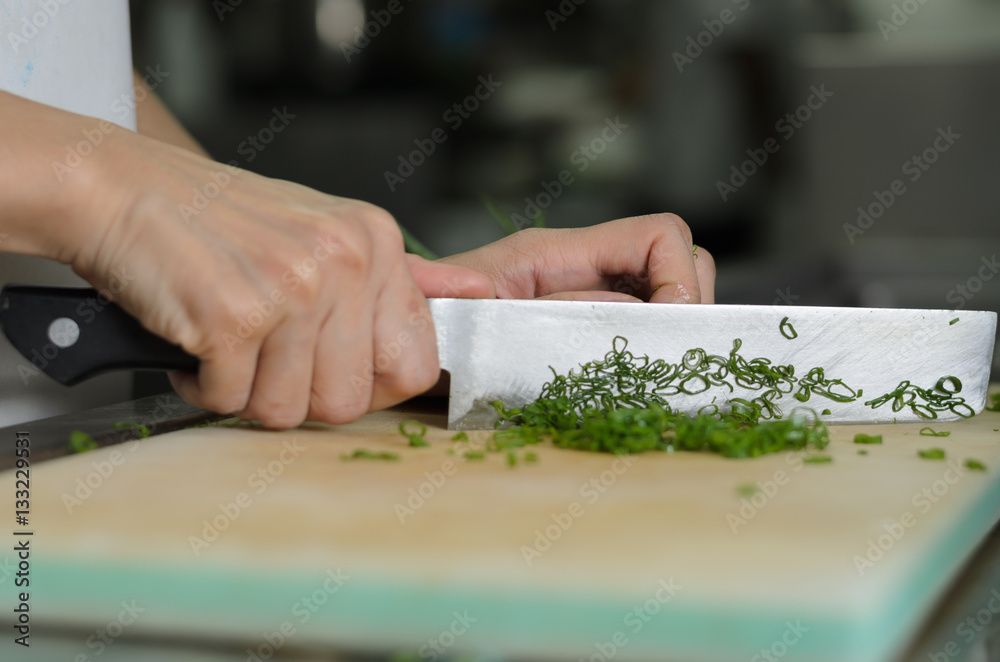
[
  {"xmin": 919, "ymin": 427, "xmax": 950, "ymax": 437},
  {"xmin": 918, "ymin": 448, "xmax": 946, "ymax": 460},
  {"xmin": 451, "ymin": 432, "xmax": 469, "ymax": 442},
  {"xmin": 803, "ymin": 455, "xmax": 833, "ymax": 464},
  {"xmin": 112, "ymin": 421, "xmax": 151, "ymax": 438},
  {"xmin": 858, "ymin": 450, "xmax": 869, "ymax": 456},
  {"xmin": 524, "ymin": 452, "xmax": 539, "ymax": 464},
  {"xmin": 506, "ymin": 452, "xmax": 518, "ymax": 467},
  {"xmin": 399, "ymin": 421, "xmax": 429, "ymax": 447},
  {"xmin": 964, "ymin": 459, "xmax": 987, "ymax": 472},
  {"xmin": 779, "ymin": 317, "xmax": 798, "ymax": 340},
  {"xmin": 865, "ymin": 377, "xmax": 974, "ymax": 419},
  {"xmin": 341, "ymin": 449, "xmax": 400, "ymax": 461},
  {"xmin": 822, "ymin": 409, "xmax": 832, "ymax": 416},
  {"xmin": 987, "ymin": 394, "xmax": 1000, "ymax": 413},
  {"xmin": 464, "ymin": 451, "xmax": 485, "ymax": 461},
  {"xmin": 949, "ymin": 318, "xmax": 959, "ymax": 325},
  {"xmin": 68, "ymin": 430, "xmax": 97, "ymax": 454},
  {"xmin": 854, "ymin": 433, "xmax": 883, "ymax": 445},
  {"xmin": 736, "ymin": 483, "xmax": 760, "ymax": 497}
]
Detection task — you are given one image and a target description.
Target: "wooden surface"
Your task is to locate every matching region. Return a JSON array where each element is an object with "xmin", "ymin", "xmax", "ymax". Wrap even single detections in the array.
[{"xmin": 4, "ymin": 395, "xmax": 1000, "ymax": 662}]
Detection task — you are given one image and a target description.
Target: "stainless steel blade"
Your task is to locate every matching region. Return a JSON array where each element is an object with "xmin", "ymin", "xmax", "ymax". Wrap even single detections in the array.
[{"xmin": 431, "ymin": 299, "xmax": 997, "ymax": 430}]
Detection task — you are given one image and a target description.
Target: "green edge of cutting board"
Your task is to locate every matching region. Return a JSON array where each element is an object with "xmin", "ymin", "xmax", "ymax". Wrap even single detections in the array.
[{"xmin": 22, "ymin": 467, "xmax": 1000, "ymax": 662}]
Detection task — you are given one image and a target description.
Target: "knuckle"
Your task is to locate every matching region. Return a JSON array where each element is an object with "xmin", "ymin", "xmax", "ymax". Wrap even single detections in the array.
[{"xmin": 311, "ymin": 391, "xmax": 368, "ymax": 425}]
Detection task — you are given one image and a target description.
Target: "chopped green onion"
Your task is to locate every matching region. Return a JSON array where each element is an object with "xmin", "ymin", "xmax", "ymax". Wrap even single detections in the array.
[
  {"xmin": 854, "ymin": 433, "xmax": 882, "ymax": 445},
  {"xmin": 341, "ymin": 449, "xmax": 399, "ymax": 461},
  {"xmin": 736, "ymin": 483, "xmax": 759, "ymax": 497},
  {"xmin": 399, "ymin": 420, "xmax": 429, "ymax": 447},
  {"xmin": 803, "ymin": 455, "xmax": 833, "ymax": 464},
  {"xmin": 858, "ymin": 449, "xmax": 869, "ymax": 456},
  {"xmin": 919, "ymin": 427, "xmax": 950, "ymax": 437},
  {"xmin": 464, "ymin": 451, "xmax": 485, "ymax": 461},
  {"xmin": 964, "ymin": 459, "xmax": 987, "ymax": 471},
  {"xmin": 949, "ymin": 318, "xmax": 959, "ymax": 325},
  {"xmin": 779, "ymin": 317, "xmax": 798, "ymax": 340},
  {"xmin": 918, "ymin": 448, "xmax": 946, "ymax": 460},
  {"xmin": 68, "ymin": 430, "xmax": 97, "ymax": 454},
  {"xmin": 451, "ymin": 432, "xmax": 469, "ymax": 442}
]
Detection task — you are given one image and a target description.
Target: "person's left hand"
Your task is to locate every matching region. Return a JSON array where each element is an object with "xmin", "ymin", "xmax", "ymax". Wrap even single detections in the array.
[{"xmin": 432, "ymin": 214, "xmax": 715, "ymax": 304}]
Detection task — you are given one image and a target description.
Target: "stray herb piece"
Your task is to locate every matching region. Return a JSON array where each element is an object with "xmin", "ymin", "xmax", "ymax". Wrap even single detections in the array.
[
  {"xmin": 464, "ymin": 451, "xmax": 485, "ymax": 461},
  {"xmin": 399, "ymin": 225, "xmax": 439, "ymax": 261},
  {"xmin": 919, "ymin": 427, "xmax": 950, "ymax": 437},
  {"xmin": 854, "ymin": 433, "xmax": 883, "ymax": 445},
  {"xmin": 112, "ymin": 421, "xmax": 151, "ymax": 438},
  {"xmin": 865, "ymin": 377, "xmax": 974, "ymax": 419},
  {"xmin": 858, "ymin": 449, "xmax": 869, "ymax": 456},
  {"xmin": 736, "ymin": 483, "xmax": 759, "ymax": 498},
  {"xmin": 822, "ymin": 409, "xmax": 831, "ymax": 416},
  {"xmin": 779, "ymin": 317, "xmax": 798, "ymax": 340},
  {"xmin": 506, "ymin": 452, "xmax": 517, "ymax": 467},
  {"xmin": 987, "ymin": 394, "xmax": 1000, "ymax": 413},
  {"xmin": 524, "ymin": 451, "xmax": 539, "ymax": 464},
  {"xmin": 803, "ymin": 455, "xmax": 833, "ymax": 464},
  {"xmin": 399, "ymin": 421, "xmax": 429, "ymax": 447},
  {"xmin": 950, "ymin": 318, "xmax": 959, "ymax": 325},
  {"xmin": 918, "ymin": 448, "xmax": 946, "ymax": 460},
  {"xmin": 342, "ymin": 449, "xmax": 399, "ymax": 461},
  {"xmin": 692, "ymin": 245, "xmax": 699, "ymax": 258},
  {"xmin": 68, "ymin": 430, "xmax": 98, "ymax": 454},
  {"xmin": 451, "ymin": 432, "xmax": 469, "ymax": 442},
  {"xmin": 964, "ymin": 459, "xmax": 987, "ymax": 472}
]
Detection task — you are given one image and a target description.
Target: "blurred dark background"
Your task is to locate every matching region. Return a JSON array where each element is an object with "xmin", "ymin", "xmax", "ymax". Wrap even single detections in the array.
[{"xmin": 129, "ymin": 0, "xmax": 1000, "ymax": 375}]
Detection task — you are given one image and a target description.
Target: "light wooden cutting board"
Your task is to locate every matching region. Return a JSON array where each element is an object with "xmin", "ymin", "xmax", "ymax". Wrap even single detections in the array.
[{"xmin": 3, "ymin": 394, "xmax": 1000, "ymax": 662}]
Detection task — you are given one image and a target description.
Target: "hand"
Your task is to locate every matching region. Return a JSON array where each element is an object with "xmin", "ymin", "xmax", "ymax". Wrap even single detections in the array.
[
  {"xmin": 65, "ymin": 129, "xmax": 494, "ymax": 428},
  {"xmin": 438, "ymin": 214, "xmax": 715, "ymax": 304}
]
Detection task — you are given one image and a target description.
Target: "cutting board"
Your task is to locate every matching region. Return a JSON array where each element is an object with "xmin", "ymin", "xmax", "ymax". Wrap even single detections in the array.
[{"xmin": 4, "ymin": 393, "xmax": 1000, "ymax": 662}]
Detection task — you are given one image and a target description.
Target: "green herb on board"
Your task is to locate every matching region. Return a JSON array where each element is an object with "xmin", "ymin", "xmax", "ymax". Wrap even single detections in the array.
[
  {"xmin": 464, "ymin": 451, "xmax": 485, "ymax": 461},
  {"xmin": 854, "ymin": 434, "xmax": 883, "ymax": 445},
  {"xmin": 964, "ymin": 459, "xmax": 987, "ymax": 472},
  {"xmin": 451, "ymin": 432, "xmax": 469, "ymax": 442},
  {"xmin": 858, "ymin": 450, "xmax": 869, "ymax": 456},
  {"xmin": 524, "ymin": 451, "xmax": 539, "ymax": 464},
  {"xmin": 399, "ymin": 421, "xmax": 429, "ymax": 447},
  {"xmin": 949, "ymin": 318, "xmax": 959, "ymax": 325},
  {"xmin": 918, "ymin": 448, "xmax": 946, "ymax": 460},
  {"xmin": 803, "ymin": 455, "xmax": 833, "ymax": 464},
  {"xmin": 736, "ymin": 483, "xmax": 760, "ymax": 498},
  {"xmin": 341, "ymin": 449, "xmax": 399, "ymax": 461},
  {"xmin": 822, "ymin": 409, "xmax": 831, "ymax": 416},
  {"xmin": 111, "ymin": 421, "xmax": 151, "ymax": 438},
  {"xmin": 919, "ymin": 427, "xmax": 950, "ymax": 437},
  {"xmin": 987, "ymin": 394, "xmax": 1000, "ymax": 413},
  {"xmin": 68, "ymin": 430, "xmax": 98, "ymax": 454},
  {"xmin": 506, "ymin": 451, "xmax": 518, "ymax": 467}
]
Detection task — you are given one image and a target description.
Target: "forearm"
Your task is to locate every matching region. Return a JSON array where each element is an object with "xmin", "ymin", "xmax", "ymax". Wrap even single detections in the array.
[
  {"xmin": 133, "ymin": 70, "xmax": 209, "ymax": 157},
  {"xmin": 0, "ymin": 91, "xmax": 110, "ymax": 264}
]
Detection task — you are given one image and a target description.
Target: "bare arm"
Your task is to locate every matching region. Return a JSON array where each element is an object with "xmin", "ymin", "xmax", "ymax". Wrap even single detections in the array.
[{"xmin": 132, "ymin": 69, "xmax": 209, "ymax": 157}]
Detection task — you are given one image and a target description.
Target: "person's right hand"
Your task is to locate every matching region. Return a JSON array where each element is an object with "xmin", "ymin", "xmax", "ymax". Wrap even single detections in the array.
[{"xmin": 63, "ymin": 126, "xmax": 493, "ymax": 428}]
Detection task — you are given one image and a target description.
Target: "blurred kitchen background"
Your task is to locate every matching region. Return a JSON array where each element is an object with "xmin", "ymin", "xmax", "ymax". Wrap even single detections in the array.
[{"xmin": 129, "ymin": 0, "xmax": 1000, "ymax": 376}]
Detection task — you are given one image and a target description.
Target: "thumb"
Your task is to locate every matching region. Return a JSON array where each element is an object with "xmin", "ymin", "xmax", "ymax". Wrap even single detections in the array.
[{"xmin": 406, "ymin": 254, "xmax": 496, "ymax": 299}]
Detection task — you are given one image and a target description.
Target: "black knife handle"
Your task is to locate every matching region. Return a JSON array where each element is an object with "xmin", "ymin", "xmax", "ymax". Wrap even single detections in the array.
[{"xmin": 0, "ymin": 285, "xmax": 199, "ymax": 386}]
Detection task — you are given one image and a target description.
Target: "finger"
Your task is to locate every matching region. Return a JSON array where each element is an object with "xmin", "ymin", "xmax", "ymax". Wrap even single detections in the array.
[
  {"xmin": 237, "ymin": 314, "xmax": 318, "ymax": 428},
  {"xmin": 169, "ymin": 334, "xmax": 261, "ymax": 416},
  {"xmin": 308, "ymin": 291, "xmax": 375, "ymax": 425},
  {"xmin": 536, "ymin": 290, "xmax": 643, "ymax": 303},
  {"xmin": 693, "ymin": 245, "xmax": 716, "ymax": 304},
  {"xmin": 405, "ymin": 254, "xmax": 496, "ymax": 299},
  {"xmin": 640, "ymin": 217, "xmax": 702, "ymax": 305},
  {"xmin": 368, "ymin": 269, "xmax": 440, "ymax": 412}
]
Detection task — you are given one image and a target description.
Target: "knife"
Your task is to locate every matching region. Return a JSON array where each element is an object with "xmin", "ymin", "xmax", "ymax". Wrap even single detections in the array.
[{"xmin": 1, "ymin": 285, "xmax": 995, "ymax": 429}]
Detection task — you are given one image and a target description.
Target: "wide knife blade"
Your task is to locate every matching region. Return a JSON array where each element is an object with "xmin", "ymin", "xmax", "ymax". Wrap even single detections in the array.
[
  {"xmin": 1, "ymin": 286, "xmax": 995, "ymax": 429},
  {"xmin": 433, "ymin": 299, "xmax": 997, "ymax": 429}
]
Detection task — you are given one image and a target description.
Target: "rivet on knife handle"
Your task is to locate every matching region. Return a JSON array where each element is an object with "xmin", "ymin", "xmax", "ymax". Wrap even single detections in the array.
[{"xmin": 0, "ymin": 285, "xmax": 199, "ymax": 386}]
